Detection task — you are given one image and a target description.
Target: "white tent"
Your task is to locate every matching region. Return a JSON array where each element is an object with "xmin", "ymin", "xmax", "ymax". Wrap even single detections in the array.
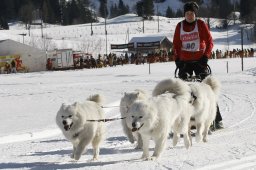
[{"xmin": 0, "ymin": 39, "xmax": 46, "ymax": 72}]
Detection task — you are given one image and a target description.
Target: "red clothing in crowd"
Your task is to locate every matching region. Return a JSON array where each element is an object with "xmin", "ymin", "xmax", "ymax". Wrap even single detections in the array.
[{"xmin": 172, "ymin": 19, "xmax": 213, "ymax": 61}]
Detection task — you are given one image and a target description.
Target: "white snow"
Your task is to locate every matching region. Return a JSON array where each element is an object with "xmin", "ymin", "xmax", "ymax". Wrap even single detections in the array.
[{"xmin": 0, "ymin": 14, "xmax": 256, "ymax": 169}]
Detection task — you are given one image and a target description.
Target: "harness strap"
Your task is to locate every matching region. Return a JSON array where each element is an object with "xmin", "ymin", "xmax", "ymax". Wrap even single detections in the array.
[
  {"xmin": 101, "ymin": 105, "xmax": 127, "ymax": 108},
  {"xmin": 87, "ymin": 117, "xmax": 126, "ymax": 122}
]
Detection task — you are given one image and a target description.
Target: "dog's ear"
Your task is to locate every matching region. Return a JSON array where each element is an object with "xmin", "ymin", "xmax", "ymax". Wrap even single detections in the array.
[
  {"xmin": 73, "ymin": 102, "xmax": 79, "ymax": 109},
  {"xmin": 61, "ymin": 103, "xmax": 67, "ymax": 110}
]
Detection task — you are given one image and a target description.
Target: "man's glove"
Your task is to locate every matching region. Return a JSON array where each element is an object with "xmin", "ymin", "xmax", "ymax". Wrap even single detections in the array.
[
  {"xmin": 199, "ymin": 55, "xmax": 208, "ymax": 66},
  {"xmin": 175, "ymin": 59, "xmax": 184, "ymax": 69}
]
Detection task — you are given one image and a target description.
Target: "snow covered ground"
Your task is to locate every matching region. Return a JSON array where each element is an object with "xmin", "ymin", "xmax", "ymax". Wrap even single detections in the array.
[{"xmin": 0, "ymin": 57, "xmax": 256, "ymax": 170}]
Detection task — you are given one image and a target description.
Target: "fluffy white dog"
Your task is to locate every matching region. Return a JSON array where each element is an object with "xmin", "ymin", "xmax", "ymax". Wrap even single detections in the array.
[
  {"xmin": 188, "ymin": 76, "xmax": 221, "ymax": 143},
  {"xmin": 120, "ymin": 89, "xmax": 148, "ymax": 149},
  {"xmin": 153, "ymin": 76, "xmax": 221, "ymax": 144},
  {"xmin": 126, "ymin": 79, "xmax": 192, "ymax": 160},
  {"xmin": 56, "ymin": 94, "xmax": 105, "ymax": 161},
  {"xmin": 152, "ymin": 78, "xmax": 194, "ymax": 148}
]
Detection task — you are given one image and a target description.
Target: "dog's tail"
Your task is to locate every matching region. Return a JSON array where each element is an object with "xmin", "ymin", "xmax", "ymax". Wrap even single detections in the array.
[
  {"xmin": 87, "ymin": 94, "xmax": 104, "ymax": 104},
  {"xmin": 152, "ymin": 78, "xmax": 190, "ymax": 97},
  {"xmin": 202, "ymin": 76, "xmax": 221, "ymax": 97}
]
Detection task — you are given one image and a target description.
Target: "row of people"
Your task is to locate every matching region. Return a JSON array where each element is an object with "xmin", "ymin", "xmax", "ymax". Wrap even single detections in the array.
[
  {"xmin": 0, "ymin": 57, "xmax": 27, "ymax": 74},
  {"xmin": 212, "ymin": 48, "xmax": 254, "ymax": 59}
]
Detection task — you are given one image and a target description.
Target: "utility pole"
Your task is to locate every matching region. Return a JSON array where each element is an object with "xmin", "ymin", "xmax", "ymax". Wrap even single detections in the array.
[
  {"xmin": 227, "ymin": 21, "xmax": 229, "ymax": 51},
  {"xmin": 157, "ymin": 5, "xmax": 159, "ymax": 33},
  {"xmin": 104, "ymin": 1, "xmax": 107, "ymax": 55},
  {"xmin": 143, "ymin": 17, "xmax": 144, "ymax": 33},
  {"xmin": 241, "ymin": 27, "xmax": 244, "ymax": 71},
  {"xmin": 90, "ymin": 6, "xmax": 93, "ymax": 36},
  {"xmin": 19, "ymin": 33, "xmax": 26, "ymax": 44}
]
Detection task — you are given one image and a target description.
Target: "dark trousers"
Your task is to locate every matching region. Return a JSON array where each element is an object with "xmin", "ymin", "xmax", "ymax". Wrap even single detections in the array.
[
  {"xmin": 178, "ymin": 62, "xmax": 222, "ymax": 123},
  {"xmin": 178, "ymin": 62, "xmax": 208, "ymax": 80},
  {"xmin": 215, "ymin": 104, "xmax": 222, "ymax": 123}
]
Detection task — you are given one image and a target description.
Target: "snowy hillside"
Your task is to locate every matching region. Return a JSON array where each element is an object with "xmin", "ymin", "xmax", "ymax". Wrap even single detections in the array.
[{"xmin": 1, "ymin": 14, "xmax": 255, "ymax": 57}]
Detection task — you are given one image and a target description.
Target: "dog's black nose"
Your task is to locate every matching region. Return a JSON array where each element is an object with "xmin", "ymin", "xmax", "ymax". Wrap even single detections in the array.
[
  {"xmin": 62, "ymin": 120, "xmax": 67, "ymax": 125},
  {"xmin": 132, "ymin": 122, "xmax": 136, "ymax": 128}
]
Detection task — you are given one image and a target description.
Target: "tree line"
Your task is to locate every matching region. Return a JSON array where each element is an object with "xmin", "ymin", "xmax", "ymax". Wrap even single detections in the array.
[{"xmin": 0, "ymin": 0, "xmax": 255, "ymax": 30}]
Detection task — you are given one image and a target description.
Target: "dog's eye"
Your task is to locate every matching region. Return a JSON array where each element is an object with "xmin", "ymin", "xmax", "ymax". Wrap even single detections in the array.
[
  {"xmin": 131, "ymin": 116, "xmax": 134, "ymax": 118},
  {"xmin": 68, "ymin": 115, "xmax": 72, "ymax": 118},
  {"xmin": 61, "ymin": 116, "xmax": 64, "ymax": 118},
  {"xmin": 139, "ymin": 116, "xmax": 143, "ymax": 119}
]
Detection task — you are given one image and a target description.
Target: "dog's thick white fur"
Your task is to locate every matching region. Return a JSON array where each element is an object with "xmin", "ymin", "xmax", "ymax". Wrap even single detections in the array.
[
  {"xmin": 120, "ymin": 89, "xmax": 148, "ymax": 149},
  {"xmin": 56, "ymin": 94, "xmax": 105, "ymax": 161},
  {"xmin": 153, "ymin": 76, "xmax": 221, "ymax": 144},
  {"xmin": 188, "ymin": 76, "xmax": 221, "ymax": 143},
  {"xmin": 126, "ymin": 79, "xmax": 192, "ymax": 160},
  {"xmin": 152, "ymin": 78, "xmax": 194, "ymax": 148}
]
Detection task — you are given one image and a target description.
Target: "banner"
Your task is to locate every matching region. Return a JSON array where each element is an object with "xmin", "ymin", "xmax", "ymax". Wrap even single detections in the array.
[
  {"xmin": 137, "ymin": 41, "xmax": 160, "ymax": 48},
  {"xmin": 111, "ymin": 43, "xmax": 134, "ymax": 49}
]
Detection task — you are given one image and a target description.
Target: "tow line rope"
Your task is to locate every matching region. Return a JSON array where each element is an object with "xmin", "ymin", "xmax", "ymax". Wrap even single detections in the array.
[{"xmin": 87, "ymin": 117, "xmax": 126, "ymax": 122}]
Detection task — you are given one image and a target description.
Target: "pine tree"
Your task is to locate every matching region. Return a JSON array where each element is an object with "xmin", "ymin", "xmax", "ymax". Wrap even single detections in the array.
[
  {"xmin": 19, "ymin": 2, "xmax": 34, "ymax": 29},
  {"xmin": 99, "ymin": 0, "xmax": 108, "ymax": 18},
  {"xmin": 0, "ymin": 16, "xmax": 9, "ymax": 29},
  {"xmin": 49, "ymin": 0, "xmax": 61, "ymax": 24},
  {"xmin": 165, "ymin": 6, "xmax": 175, "ymax": 18},
  {"xmin": 240, "ymin": 0, "xmax": 256, "ymax": 23},
  {"xmin": 4, "ymin": 0, "xmax": 16, "ymax": 20},
  {"xmin": 59, "ymin": 0, "xmax": 66, "ymax": 25},
  {"xmin": 175, "ymin": 9, "xmax": 183, "ymax": 18},
  {"xmin": 118, "ymin": 0, "xmax": 129, "ymax": 15},
  {"xmin": 143, "ymin": 0, "xmax": 154, "ymax": 19},
  {"xmin": 110, "ymin": 3, "xmax": 118, "ymax": 18},
  {"xmin": 136, "ymin": 1, "xmax": 144, "ymax": 17}
]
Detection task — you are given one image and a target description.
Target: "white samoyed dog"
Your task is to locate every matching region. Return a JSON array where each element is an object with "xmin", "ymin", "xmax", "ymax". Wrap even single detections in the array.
[
  {"xmin": 120, "ymin": 89, "xmax": 148, "ymax": 149},
  {"xmin": 188, "ymin": 76, "xmax": 221, "ymax": 143},
  {"xmin": 126, "ymin": 79, "xmax": 192, "ymax": 160},
  {"xmin": 152, "ymin": 78, "xmax": 194, "ymax": 148},
  {"xmin": 56, "ymin": 94, "xmax": 105, "ymax": 161},
  {"xmin": 153, "ymin": 76, "xmax": 221, "ymax": 143}
]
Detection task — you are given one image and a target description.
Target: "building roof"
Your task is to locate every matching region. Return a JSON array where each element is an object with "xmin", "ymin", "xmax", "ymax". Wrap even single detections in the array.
[{"xmin": 129, "ymin": 36, "xmax": 171, "ymax": 44}]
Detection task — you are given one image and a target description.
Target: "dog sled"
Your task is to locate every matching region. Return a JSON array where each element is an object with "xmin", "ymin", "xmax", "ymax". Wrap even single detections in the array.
[{"xmin": 174, "ymin": 60, "xmax": 212, "ymax": 82}]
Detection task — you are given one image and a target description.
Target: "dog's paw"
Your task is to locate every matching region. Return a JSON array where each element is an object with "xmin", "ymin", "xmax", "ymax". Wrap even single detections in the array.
[
  {"xmin": 145, "ymin": 156, "xmax": 157, "ymax": 161},
  {"xmin": 91, "ymin": 157, "xmax": 98, "ymax": 161},
  {"xmin": 184, "ymin": 142, "xmax": 191, "ymax": 149},
  {"xmin": 128, "ymin": 138, "xmax": 135, "ymax": 144},
  {"xmin": 141, "ymin": 154, "xmax": 149, "ymax": 159},
  {"xmin": 203, "ymin": 137, "xmax": 208, "ymax": 143},
  {"xmin": 184, "ymin": 138, "xmax": 191, "ymax": 149},
  {"xmin": 195, "ymin": 134, "xmax": 202, "ymax": 143},
  {"xmin": 135, "ymin": 144, "xmax": 142, "ymax": 150},
  {"xmin": 70, "ymin": 153, "xmax": 74, "ymax": 159},
  {"xmin": 74, "ymin": 154, "xmax": 81, "ymax": 160}
]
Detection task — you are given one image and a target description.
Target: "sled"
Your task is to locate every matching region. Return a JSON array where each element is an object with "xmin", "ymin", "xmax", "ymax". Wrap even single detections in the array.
[{"xmin": 174, "ymin": 61, "xmax": 212, "ymax": 82}]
